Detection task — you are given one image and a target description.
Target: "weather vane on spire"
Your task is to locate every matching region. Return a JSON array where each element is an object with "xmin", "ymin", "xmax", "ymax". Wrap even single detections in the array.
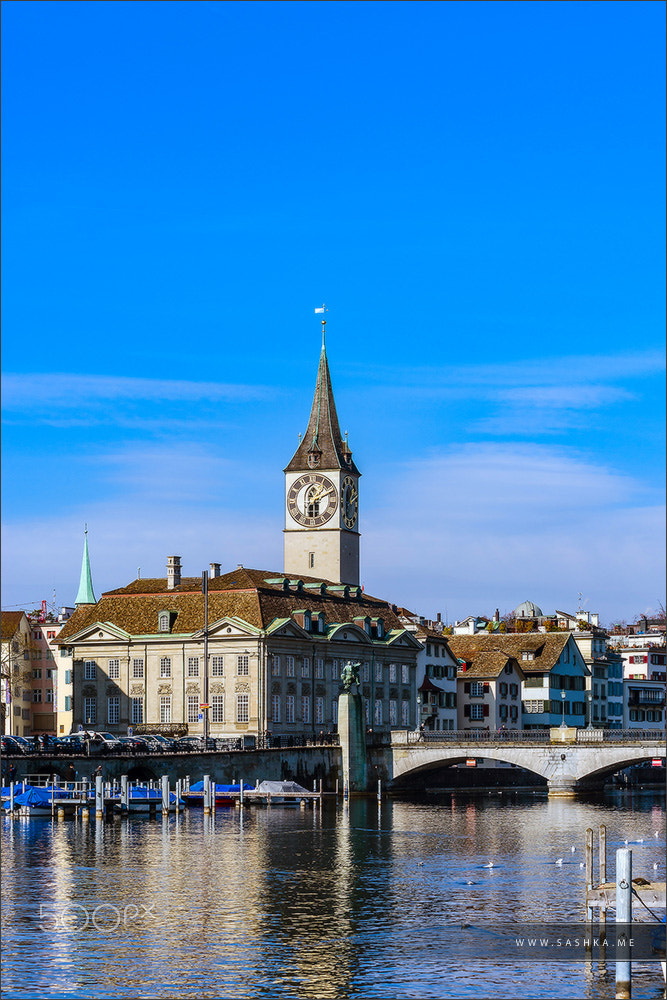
[{"xmin": 314, "ymin": 304, "xmax": 328, "ymax": 349}]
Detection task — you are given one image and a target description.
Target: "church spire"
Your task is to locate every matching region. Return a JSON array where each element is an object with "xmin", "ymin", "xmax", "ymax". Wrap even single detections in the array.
[
  {"xmin": 75, "ymin": 526, "xmax": 96, "ymax": 605},
  {"xmin": 284, "ymin": 326, "xmax": 359, "ymax": 475}
]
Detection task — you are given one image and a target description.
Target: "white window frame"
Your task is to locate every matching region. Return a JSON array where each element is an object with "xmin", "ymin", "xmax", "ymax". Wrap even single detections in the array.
[
  {"xmin": 272, "ymin": 694, "xmax": 281, "ymax": 723},
  {"xmin": 131, "ymin": 697, "xmax": 144, "ymax": 724},
  {"xmin": 108, "ymin": 659, "xmax": 120, "ymax": 679},
  {"xmin": 236, "ymin": 693, "xmax": 249, "ymax": 723},
  {"xmin": 84, "ymin": 696, "xmax": 97, "ymax": 724},
  {"xmin": 187, "ymin": 657, "xmax": 199, "ymax": 677},
  {"xmin": 374, "ymin": 699, "xmax": 383, "ymax": 726},
  {"xmin": 107, "ymin": 696, "xmax": 120, "ymax": 725},
  {"xmin": 286, "ymin": 656, "xmax": 295, "ymax": 678},
  {"xmin": 286, "ymin": 694, "xmax": 295, "ymax": 724},
  {"xmin": 187, "ymin": 695, "xmax": 199, "ymax": 723},
  {"xmin": 302, "ymin": 695, "xmax": 310, "ymax": 724},
  {"xmin": 211, "ymin": 656, "xmax": 224, "ymax": 676},
  {"xmin": 132, "ymin": 658, "xmax": 144, "ymax": 678},
  {"xmin": 315, "ymin": 658, "xmax": 324, "ymax": 679},
  {"xmin": 389, "ymin": 699, "xmax": 397, "ymax": 725},
  {"xmin": 237, "ymin": 655, "xmax": 249, "ymax": 676},
  {"xmin": 211, "ymin": 695, "xmax": 225, "ymax": 724},
  {"xmin": 160, "ymin": 696, "xmax": 171, "ymax": 723},
  {"xmin": 301, "ymin": 657, "xmax": 310, "ymax": 678},
  {"xmin": 401, "ymin": 664, "xmax": 409, "ymax": 684},
  {"xmin": 272, "ymin": 655, "xmax": 281, "ymax": 677},
  {"xmin": 315, "ymin": 696, "xmax": 324, "ymax": 724},
  {"xmin": 84, "ymin": 660, "xmax": 96, "ymax": 680},
  {"xmin": 160, "ymin": 657, "xmax": 171, "ymax": 678}
]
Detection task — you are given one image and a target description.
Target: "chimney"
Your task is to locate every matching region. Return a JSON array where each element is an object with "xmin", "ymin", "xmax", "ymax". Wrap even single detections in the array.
[
  {"xmin": 494, "ymin": 608, "xmax": 500, "ymax": 622},
  {"xmin": 167, "ymin": 556, "xmax": 181, "ymax": 590},
  {"xmin": 436, "ymin": 612, "xmax": 442, "ymax": 623},
  {"xmin": 210, "ymin": 563, "xmax": 221, "ymax": 578}
]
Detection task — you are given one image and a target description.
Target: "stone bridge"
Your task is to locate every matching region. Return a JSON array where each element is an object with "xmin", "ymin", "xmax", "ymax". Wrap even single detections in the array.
[
  {"xmin": 371, "ymin": 730, "xmax": 666, "ymax": 797},
  {"xmin": 9, "ymin": 731, "xmax": 665, "ymax": 798}
]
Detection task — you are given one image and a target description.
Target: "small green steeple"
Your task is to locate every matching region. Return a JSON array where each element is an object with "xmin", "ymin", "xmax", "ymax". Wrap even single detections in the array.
[{"xmin": 75, "ymin": 526, "xmax": 96, "ymax": 605}]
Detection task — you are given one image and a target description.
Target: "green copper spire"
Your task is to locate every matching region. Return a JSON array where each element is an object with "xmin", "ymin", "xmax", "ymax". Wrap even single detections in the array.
[{"xmin": 75, "ymin": 527, "xmax": 96, "ymax": 605}]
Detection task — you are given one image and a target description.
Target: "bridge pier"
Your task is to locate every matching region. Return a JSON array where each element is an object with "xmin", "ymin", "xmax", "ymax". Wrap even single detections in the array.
[{"xmin": 547, "ymin": 777, "xmax": 577, "ymax": 798}]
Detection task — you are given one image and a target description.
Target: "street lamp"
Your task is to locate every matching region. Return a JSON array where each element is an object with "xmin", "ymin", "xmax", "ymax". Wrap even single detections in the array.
[
  {"xmin": 586, "ymin": 691, "xmax": 593, "ymax": 730},
  {"xmin": 560, "ymin": 689, "xmax": 567, "ymax": 729}
]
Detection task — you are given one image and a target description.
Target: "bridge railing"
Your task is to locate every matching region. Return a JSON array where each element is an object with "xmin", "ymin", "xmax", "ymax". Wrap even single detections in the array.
[{"xmin": 396, "ymin": 728, "xmax": 666, "ymax": 746}]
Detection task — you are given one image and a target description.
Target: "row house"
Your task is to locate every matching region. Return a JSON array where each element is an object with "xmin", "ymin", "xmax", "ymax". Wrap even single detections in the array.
[
  {"xmin": 449, "ymin": 632, "xmax": 590, "ymax": 730},
  {"xmin": 455, "ymin": 651, "xmax": 525, "ymax": 731},
  {"xmin": 395, "ymin": 615, "xmax": 458, "ymax": 731},
  {"xmin": 55, "ymin": 564, "xmax": 421, "ymax": 740},
  {"xmin": 621, "ymin": 645, "xmax": 666, "ymax": 730},
  {"xmin": 1, "ymin": 612, "xmax": 33, "ymax": 737}
]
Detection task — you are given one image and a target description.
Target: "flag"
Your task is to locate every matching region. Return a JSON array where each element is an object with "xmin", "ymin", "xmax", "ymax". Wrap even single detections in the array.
[{"xmin": 314, "ymin": 307, "xmax": 325, "ymax": 314}]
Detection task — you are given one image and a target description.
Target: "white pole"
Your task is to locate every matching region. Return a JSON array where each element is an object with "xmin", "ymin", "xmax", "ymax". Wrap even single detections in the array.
[{"xmin": 615, "ymin": 848, "xmax": 632, "ymax": 999}]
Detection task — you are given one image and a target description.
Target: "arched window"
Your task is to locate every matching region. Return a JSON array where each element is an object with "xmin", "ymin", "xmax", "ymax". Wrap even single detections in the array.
[{"xmin": 158, "ymin": 613, "xmax": 170, "ymax": 632}]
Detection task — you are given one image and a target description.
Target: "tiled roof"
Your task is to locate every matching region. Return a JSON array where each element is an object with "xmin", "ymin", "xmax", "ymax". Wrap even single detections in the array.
[
  {"xmin": 458, "ymin": 650, "xmax": 526, "ymax": 680},
  {"xmin": 449, "ymin": 632, "xmax": 572, "ymax": 675},
  {"xmin": 1, "ymin": 611, "xmax": 25, "ymax": 641},
  {"xmin": 55, "ymin": 567, "xmax": 405, "ymax": 643}
]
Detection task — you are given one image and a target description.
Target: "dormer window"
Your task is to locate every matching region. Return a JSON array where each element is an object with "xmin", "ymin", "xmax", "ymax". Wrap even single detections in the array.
[
  {"xmin": 158, "ymin": 612, "xmax": 171, "ymax": 633},
  {"xmin": 318, "ymin": 612, "xmax": 326, "ymax": 634},
  {"xmin": 376, "ymin": 618, "xmax": 385, "ymax": 638},
  {"xmin": 304, "ymin": 610, "xmax": 312, "ymax": 631},
  {"xmin": 521, "ymin": 650, "xmax": 534, "ymax": 661}
]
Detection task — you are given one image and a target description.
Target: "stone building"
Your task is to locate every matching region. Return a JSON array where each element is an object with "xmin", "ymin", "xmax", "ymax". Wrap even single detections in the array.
[{"xmin": 55, "ymin": 334, "xmax": 421, "ymax": 739}]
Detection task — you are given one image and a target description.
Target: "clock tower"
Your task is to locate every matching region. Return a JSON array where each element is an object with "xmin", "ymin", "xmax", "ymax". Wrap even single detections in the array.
[{"xmin": 284, "ymin": 329, "xmax": 360, "ymax": 585}]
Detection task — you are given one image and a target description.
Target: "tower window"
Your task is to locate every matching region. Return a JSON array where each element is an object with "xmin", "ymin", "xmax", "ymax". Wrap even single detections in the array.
[
  {"xmin": 309, "ymin": 553, "xmax": 315, "ymax": 569},
  {"xmin": 307, "ymin": 451, "xmax": 321, "ymax": 469}
]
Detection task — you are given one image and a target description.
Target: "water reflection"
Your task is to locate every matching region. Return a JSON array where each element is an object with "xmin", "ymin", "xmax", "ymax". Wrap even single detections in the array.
[{"xmin": 1, "ymin": 791, "xmax": 664, "ymax": 999}]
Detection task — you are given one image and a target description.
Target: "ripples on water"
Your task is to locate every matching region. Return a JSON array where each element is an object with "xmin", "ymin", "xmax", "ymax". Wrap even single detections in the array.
[{"xmin": 1, "ymin": 790, "xmax": 665, "ymax": 999}]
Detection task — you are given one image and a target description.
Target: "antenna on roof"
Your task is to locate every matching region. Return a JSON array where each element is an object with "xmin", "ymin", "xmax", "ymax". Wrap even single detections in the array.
[
  {"xmin": 138, "ymin": 567, "xmax": 141, "ymax": 579},
  {"xmin": 577, "ymin": 592, "xmax": 583, "ymax": 613}
]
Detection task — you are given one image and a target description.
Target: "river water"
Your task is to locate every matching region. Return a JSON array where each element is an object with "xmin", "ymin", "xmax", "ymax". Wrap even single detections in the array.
[{"xmin": 1, "ymin": 789, "xmax": 665, "ymax": 999}]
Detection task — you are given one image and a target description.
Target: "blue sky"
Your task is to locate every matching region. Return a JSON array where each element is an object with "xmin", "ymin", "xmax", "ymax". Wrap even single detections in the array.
[{"xmin": 2, "ymin": 0, "xmax": 664, "ymax": 625}]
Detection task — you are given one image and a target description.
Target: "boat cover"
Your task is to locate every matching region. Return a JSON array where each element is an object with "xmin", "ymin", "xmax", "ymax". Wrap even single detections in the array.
[{"xmin": 257, "ymin": 780, "xmax": 310, "ymax": 795}]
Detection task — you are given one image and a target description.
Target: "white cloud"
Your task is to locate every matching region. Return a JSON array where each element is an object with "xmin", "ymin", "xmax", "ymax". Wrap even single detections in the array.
[
  {"xmin": 361, "ymin": 445, "xmax": 665, "ymax": 624},
  {"xmin": 2, "ymin": 442, "xmax": 663, "ymax": 627},
  {"xmin": 0, "ymin": 372, "xmax": 272, "ymax": 410}
]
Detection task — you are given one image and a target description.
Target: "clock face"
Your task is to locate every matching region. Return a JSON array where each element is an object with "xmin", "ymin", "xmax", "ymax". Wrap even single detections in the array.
[
  {"xmin": 287, "ymin": 473, "xmax": 338, "ymax": 527},
  {"xmin": 341, "ymin": 475, "xmax": 358, "ymax": 530}
]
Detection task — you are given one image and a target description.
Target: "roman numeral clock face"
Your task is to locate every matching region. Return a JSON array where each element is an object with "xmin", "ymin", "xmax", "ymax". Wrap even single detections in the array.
[{"xmin": 287, "ymin": 474, "xmax": 338, "ymax": 527}]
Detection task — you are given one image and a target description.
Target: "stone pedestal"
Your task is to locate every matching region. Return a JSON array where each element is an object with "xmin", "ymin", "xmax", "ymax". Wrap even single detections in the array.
[{"xmin": 338, "ymin": 689, "xmax": 367, "ymax": 794}]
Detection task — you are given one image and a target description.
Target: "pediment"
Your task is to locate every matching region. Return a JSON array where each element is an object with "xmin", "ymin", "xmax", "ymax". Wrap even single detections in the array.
[
  {"xmin": 265, "ymin": 618, "xmax": 311, "ymax": 640},
  {"xmin": 193, "ymin": 616, "xmax": 261, "ymax": 640},
  {"xmin": 326, "ymin": 623, "xmax": 373, "ymax": 644},
  {"xmin": 385, "ymin": 629, "xmax": 423, "ymax": 649},
  {"xmin": 61, "ymin": 621, "xmax": 130, "ymax": 643}
]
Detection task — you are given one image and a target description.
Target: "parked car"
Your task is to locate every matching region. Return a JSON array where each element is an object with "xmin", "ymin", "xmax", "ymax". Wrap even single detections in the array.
[
  {"xmin": 175, "ymin": 736, "xmax": 207, "ymax": 752},
  {"xmin": 1, "ymin": 735, "xmax": 27, "ymax": 755},
  {"xmin": 148, "ymin": 734, "xmax": 178, "ymax": 751},
  {"xmin": 10, "ymin": 735, "xmax": 35, "ymax": 753},
  {"xmin": 116, "ymin": 737, "xmax": 149, "ymax": 753}
]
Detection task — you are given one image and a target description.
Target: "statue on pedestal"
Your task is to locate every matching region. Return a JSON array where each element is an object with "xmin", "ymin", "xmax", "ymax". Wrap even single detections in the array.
[{"xmin": 341, "ymin": 660, "xmax": 361, "ymax": 691}]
